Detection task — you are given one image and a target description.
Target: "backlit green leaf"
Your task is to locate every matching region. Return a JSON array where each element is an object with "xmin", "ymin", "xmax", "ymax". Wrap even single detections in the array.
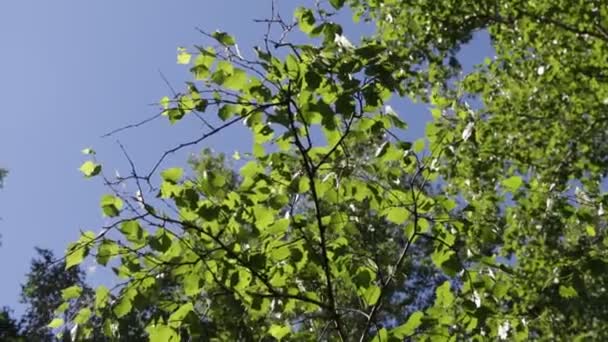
[
  {"xmin": 66, "ymin": 244, "xmax": 88, "ymax": 270},
  {"xmin": 363, "ymin": 285, "xmax": 381, "ymax": 306},
  {"xmin": 502, "ymin": 176, "xmax": 523, "ymax": 192},
  {"xmin": 269, "ymin": 324, "xmax": 291, "ymax": 341},
  {"xmin": 161, "ymin": 167, "xmax": 184, "ymax": 183},
  {"xmin": 177, "ymin": 47, "xmax": 192, "ymax": 64},
  {"xmin": 61, "ymin": 285, "xmax": 82, "ymax": 300},
  {"xmin": 74, "ymin": 308, "xmax": 92, "ymax": 325},
  {"xmin": 559, "ymin": 285, "xmax": 578, "ymax": 298},
  {"xmin": 113, "ymin": 295, "xmax": 132, "ymax": 318},
  {"xmin": 294, "ymin": 7, "xmax": 315, "ymax": 34},
  {"xmin": 168, "ymin": 303, "xmax": 193, "ymax": 327},
  {"xmin": 80, "ymin": 161, "xmax": 101, "ymax": 178},
  {"xmin": 100, "ymin": 194, "xmax": 123, "ymax": 217},
  {"xmin": 211, "ymin": 31, "xmax": 236, "ymax": 46},
  {"xmin": 223, "ymin": 68, "xmax": 247, "ymax": 90},
  {"xmin": 329, "ymin": 0, "xmax": 345, "ymax": 9},
  {"xmin": 147, "ymin": 324, "xmax": 179, "ymax": 342},
  {"xmin": 160, "ymin": 96, "xmax": 171, "ymax": 109},
  {"xmin": 384, "ymin": 207, "xmax": 409, "ymax": 224},
  {"xmin": 48, "ymin": 318, "xmax": 64, "ymax": 329},
  {"xmin": 95, "ymin": 285, "xmax": 110, "ymax": 310},
  {"xmin": 392, "ymin": 311, "xmax": 424, "ymax": 338}
]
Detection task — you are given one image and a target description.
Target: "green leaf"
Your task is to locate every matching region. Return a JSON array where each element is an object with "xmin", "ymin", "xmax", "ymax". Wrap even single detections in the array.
[
  {"xmin": 267, "ymin": 218, "xmax": 289, "ymax": 236},
  {"xmin": 230, "ymin": 269, "xmax": 252, "ymax": 290},
  {"xmin": 179, "ymin": 94, "xmax": 196, "ymax": 111},
  {"xmin": 48, "ymin": 318, "xmax": 64, "ymax": 329},
  {"xmin": 95, "ymin": 285, "xmax": 111, "ymax": 310},
  {"xmin": 329, "ymin": 0, "xmax": 345, "ymax": 9},
  {"xmin": 271, "ymin": 246, "xmax": 291, "ymax": 261},
  {"xmin": 384, "ymin": 207, "xmax": 409, "ymax": 224},
  {"xmin": 160, "ymin": 96, "xmax": 171, "ymax": 109},
  {"xmin": 79, "ymin": 160, "xmax": 102, "ymax": 178},
  {"xmin": 413, "ymin": 138, "xmax": 425, "ymax": 153},
  {"xmin": 97, "ymin": 239, "xmax": 120, "ymax": 266},
  {"xmin": 61, "ymin": 285, "xmax": 82, "ymax": 300},
  {"xmin": 253, "ymin": 205, "xmax": 274, "ymax": 229},
  {"xmin": 74, "ymin": 308, "xmax": 92, "ymax": 325},
  {"xmin": 353, "ymin": 267, "xmax": 375, "ymax": 289},
  {"xmin": 113, "ymin": 295, "xmax": 133, "ymax": 318},
  {"xmin": 100, "ymin": 194, "xmax": 123, "ymax": 217},
  {"xmin": 363, "ymin": 285, "xmax": 381, "ymax": 306},
  {"xmin": 253, "ymin": 143, "xmax": 265, "ymax": 157},
  {"xmin": 392, "ymin": 311, "xmax": 424, "ymax": 338},
  {"xmin": 149, "ymin": 229, "xmax": 172, "ymax": 252},
  {"xmin": 435, "ymin": 281, "xmax": 454, "ymax": 307},
  {"xmin": 163, "ymin": 108, "xmax": 186, "ymax": 123},
  {"xmin": 223, "ymin": 68, "xmax": 248, "ymax": 90},
  {"xmin": 211, "ymin": 31, "xmax": 236, "ymax": 46},
  {"xmin": 294, "ymin": 7, "xmax": 315, "ymax": 34},
  {"xmin": 371, "ymin": 328, "xmax": 388, "ymax": 342},
  {"xmin": 431, "ymin": 249, "xmax": 457, "ymax": 274},
  {"xmin": 218, "ymin": 104, "xmax": 236, "ymax": 121},
  {"xmin": 502, "ymin": 176, "xmax": 523, "ymax": 192},
  {"xmin": 559, "ymin": 285, "xmax": 578, "ymax": 298},
  {"xmin": 81, "ymin": 147, "xmax": 96, "ymax": 155},
  {"xmin": 177, "ymin": 47, "xmax": 191, "ymax": 64},
  {"xmin": 66, "ymin": 244, "xmax": 88, "ymax": 270},
  {"xmin": 297, "ymin": 177, "xmax": 310, "ymax": 193},
  {"xmin": 168, "ymin": 303, "xmax": 194, "ymax": 327},
  {"xmin": 54, "ymin": 302, "xmax": 69, "ymax": 314},
  {"xmin": 183, "ymin": 272, "xmax": 202, "ymax": 296},
  {"xmin": 147, "ymin": 324, "xmax": 179, "ymax": 342},
  {"xmin": 161, "ymin": 167, "xmax": 184, "ymax": 183},
  {"xmin": 269, "ymin": 324, "xmax": 291, "ymax": 341},
  {"xmin": 240, "ymin": 160, "xmax": 263, "ymax": 178},
  {"xmin": 120, "ymin": 220, "xmax": 146, "ymax": 244}
]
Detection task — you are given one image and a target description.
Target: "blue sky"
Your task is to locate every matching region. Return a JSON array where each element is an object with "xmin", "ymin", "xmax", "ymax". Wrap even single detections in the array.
[{"xmin": 0, "ymin": 1, "xmax": 492, "ymax": 316}]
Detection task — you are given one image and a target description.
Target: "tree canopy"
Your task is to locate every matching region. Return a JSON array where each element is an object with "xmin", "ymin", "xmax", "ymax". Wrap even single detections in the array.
[
  {"xmin": 52, "ymin": 0, "xmax": 608, "ymax": 340},
  {"xmin": 0, "ymin": 168, "xmax": 6, "ymax": 188}
]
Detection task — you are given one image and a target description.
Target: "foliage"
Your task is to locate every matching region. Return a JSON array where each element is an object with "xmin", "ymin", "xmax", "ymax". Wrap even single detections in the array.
[
  {"xmin": 0, "ymin": 168, "xmax": 6, "ymax": 188},
  {"xmin": 62, "ymin": 0, "xmax": 608, "ymax": 340},
  {"xmin": 7, "ymin": 247, "xmax": 149, "ymax": 341},
  {"xmin": 18, "ymin": 248, "xmax": 94, "ymax": 341},
  {"xmin": 0, "ymin": 167, "xmax": 7, "ymax": 243},
  {"xmin": 0, "ymin": 307, "xmax": 23, "ymax": 342}
]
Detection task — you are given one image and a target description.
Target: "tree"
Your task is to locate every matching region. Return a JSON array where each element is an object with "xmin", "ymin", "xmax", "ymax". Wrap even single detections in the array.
[
  {"xmin": 60, "ymin": 0, "xmax": 608, "ymax": 340},
  {"xmin": 357, "ymin": 0, "xmax": 608, "ymax": 339},
  {"xmin": 19, "ymin": 247, "xmax": 152, "ymax": 341},
  {"xmin": 18, "ymin": 248, "xmax": 95, "ymax": 341},
  {"xmin": 0, "ymin": 167, "xmax": 6, "ymax": 244},
  {"xmin": 0, "ymin": 168, "xmax": 6, "ymax": 188},
  {"xmin": 0, "ymin": 307, "xmax": 23, "ymax": 342}
]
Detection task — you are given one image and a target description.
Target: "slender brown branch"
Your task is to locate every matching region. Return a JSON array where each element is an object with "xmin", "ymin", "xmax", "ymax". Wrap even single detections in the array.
[
  {"xmin": 146, "ymin": 101, "xmax": 281, "ymax": 178},
  {"xmin": 101, "ymin": 112, "xmax": 163, "ymax": 138},
  {"xmin": 285, "ymin": 82, "xmax": 346, "ymax": 341}
]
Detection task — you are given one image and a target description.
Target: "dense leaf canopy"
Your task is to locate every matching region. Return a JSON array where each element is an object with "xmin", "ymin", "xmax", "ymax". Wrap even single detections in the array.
[{"xmin": 56, "ymin": 0, "xmax": 608, "ymax": 340}]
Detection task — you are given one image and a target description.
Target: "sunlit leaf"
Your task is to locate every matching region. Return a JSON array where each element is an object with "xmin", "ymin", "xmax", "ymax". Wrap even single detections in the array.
[
  {"xmin": 48, "ymin": 318, "xmax": 64, "ymax": 329},
  {"xmin": 392, "ymin": 311, "xmax": 424, "ymax": 338},
  {"xmin": 211, "ymin": 31, "xmax": 236, "ymax": 46},
  {"xmin": 269, "ymin": 324, "xmax": 291, "ymax": 341},
  {"xmin": 177, "ymin": 47, "xmax": 192, "ymax": 64},
  {"xmin": 161, "ymin": 167, "xmax": 184, "ymax": 183},
  {"xmin": 80, "ymin": 161, "xmax": 101, "ymax": 178},
  {"xmin": 100, "ymin": 194, "xmax": 123, "ymax": 217}
]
